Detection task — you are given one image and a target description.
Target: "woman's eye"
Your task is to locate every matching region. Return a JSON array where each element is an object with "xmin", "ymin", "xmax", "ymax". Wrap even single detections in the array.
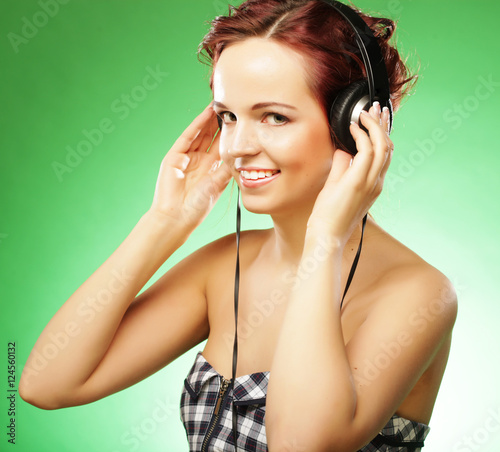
[
  {"xmin": 266, "ymin": 113, "xmax": 288, "ymax": 125},
  {"xmin": 220, "ymin": 111, "xmax": 237, "ymax": 123},
  {"xmin": 217, "ymin": 111, "xmax": 288, "ymax": 126}
]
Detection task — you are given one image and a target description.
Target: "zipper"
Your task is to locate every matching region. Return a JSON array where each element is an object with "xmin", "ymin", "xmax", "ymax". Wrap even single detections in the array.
[{"xmin": 201, "ymin": 376, "xmax": 231, "ymax": 452}]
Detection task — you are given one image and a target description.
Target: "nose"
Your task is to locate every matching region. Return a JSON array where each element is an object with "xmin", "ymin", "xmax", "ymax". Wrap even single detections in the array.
[{"xmin": 227, "ymin": 120, "xmax": 261, "ymax": 158}]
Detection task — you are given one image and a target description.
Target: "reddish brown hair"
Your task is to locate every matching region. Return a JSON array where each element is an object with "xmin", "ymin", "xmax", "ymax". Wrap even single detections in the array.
[{"xmin": 199, "ymin": 0, "xmax": 416, "ymax": 114}]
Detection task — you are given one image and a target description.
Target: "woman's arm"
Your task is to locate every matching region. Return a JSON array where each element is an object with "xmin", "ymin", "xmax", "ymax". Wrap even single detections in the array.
[
  {"xmin": 267, "ymin": 236, "xmax": 456, "ymax": 452},
  {"xmin": 19, "ymin": 105, "xmax": 231, "ymax": 409},
  {"xmin": 266, "ymin": 106, "xmax": 457, "ymax": 452}
]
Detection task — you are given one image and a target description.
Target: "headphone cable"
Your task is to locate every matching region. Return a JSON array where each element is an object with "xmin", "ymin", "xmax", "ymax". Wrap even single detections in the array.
[{"xmin": 231, "ymin": 188, "xmax": 241, "ymax": 449}]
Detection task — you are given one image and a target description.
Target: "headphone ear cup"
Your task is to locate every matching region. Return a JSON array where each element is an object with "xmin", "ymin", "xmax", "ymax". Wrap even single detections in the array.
[{"xmin": 329, "ymin": 79, "xmax": 370, "ymax": 156}]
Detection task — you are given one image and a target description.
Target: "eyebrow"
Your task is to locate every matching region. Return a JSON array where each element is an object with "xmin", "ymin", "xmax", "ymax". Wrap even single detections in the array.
[{"xmin": 213, "ymin": 101, "xmax": 297, "ymax": 111}]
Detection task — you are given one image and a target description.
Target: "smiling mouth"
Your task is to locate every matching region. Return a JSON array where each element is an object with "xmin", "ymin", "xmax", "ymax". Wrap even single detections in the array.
[{"xmin": 240, "ymin": 169, "xmax": 280, "ymax": 180}]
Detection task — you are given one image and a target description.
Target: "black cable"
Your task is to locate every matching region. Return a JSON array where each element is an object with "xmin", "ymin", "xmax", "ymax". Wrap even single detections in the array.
[
  {"xmin": 340, "ymin": 213, "xmax": 368, "ymax": 310},
  {"xmin": 231, "ymin": 188, "xmax": 241, "ymax": 450}
]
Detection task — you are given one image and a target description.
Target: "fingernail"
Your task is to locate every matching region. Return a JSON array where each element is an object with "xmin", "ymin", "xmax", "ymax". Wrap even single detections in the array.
[{"xmin": 382, "ymin": 106, "xmax": 389, "ymax": 113}]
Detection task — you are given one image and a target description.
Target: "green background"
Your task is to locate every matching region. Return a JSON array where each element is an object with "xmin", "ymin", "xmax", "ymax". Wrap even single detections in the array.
[{"xmin": 1, "ymin": 0, "xmax": 499, "ymax": 451}]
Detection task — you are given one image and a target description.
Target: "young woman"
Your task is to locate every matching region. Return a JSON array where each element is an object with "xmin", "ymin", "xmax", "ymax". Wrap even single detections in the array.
[{"xmin": 20, "ymin": 1, "xmax": 457, "ymax": 451}]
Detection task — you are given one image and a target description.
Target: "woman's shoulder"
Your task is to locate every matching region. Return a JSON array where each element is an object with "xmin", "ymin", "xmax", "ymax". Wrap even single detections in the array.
[
  {"xmin": 358, "ymin": 218, "xmax": 457, "ymax": 331},
  {"xmin": 185, "ymin": 228, "xmax": 272, "ymax": 273},
  {"xmin": 369, "ymin": 220, "xmax": 453, "ymax": 285}
]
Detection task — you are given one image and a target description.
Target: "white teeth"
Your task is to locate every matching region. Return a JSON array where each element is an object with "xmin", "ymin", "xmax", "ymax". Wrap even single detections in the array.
[{"xmin": 241, "ymin": 170, "xmax": 278, "ymax": 180}]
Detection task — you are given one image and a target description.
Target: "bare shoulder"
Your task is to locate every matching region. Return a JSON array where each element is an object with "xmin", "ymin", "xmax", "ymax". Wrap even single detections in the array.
[
  {"xmin": 383, "ymin": 259, "xmax": 458, "ymax": 336},
  {"xmin": 344, "ymin": 219, "xmax": 457, "ymax": 425},
  {"xmin": 358, "ymin": 218, "xmax": 458, "ymax": 335},
  {"xmin": 185, "ymin": 228, "xmax": 271, "ymax": 282}
]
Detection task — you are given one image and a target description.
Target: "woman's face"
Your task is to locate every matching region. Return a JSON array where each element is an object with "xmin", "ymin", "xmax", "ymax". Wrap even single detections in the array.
[{"xmin": 213, "ymin": 38, "xmax": 336, "ymax": 217}]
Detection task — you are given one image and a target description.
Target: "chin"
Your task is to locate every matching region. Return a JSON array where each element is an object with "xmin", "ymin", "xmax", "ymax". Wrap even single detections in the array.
[
  {"xmin": 240, "ymin": 192, "xmax": 314, "ymax": 219},
  {"xmin": 240, "ymin": 198, "xmax": 275, "ymax": 216}
]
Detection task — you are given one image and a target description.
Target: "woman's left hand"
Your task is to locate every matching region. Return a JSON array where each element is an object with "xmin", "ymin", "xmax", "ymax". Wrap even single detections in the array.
[{"xmin": 307, "ymin": 102, "xmax": 393, "ymax": 246}]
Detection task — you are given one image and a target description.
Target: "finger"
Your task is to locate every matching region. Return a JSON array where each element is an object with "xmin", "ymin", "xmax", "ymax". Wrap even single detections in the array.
[
  {"xmin": 196, "ymin": 161, "xmax": 232, "ymax": 211},
  {"xmin": 348, "ymin": 119, "xmax": 376, "ymax": 180},
  {"xmin": 202, "ymin": 113, "xmax": 222, "ymax": 154},
  {"xmin": 358, "ymin": 110, "xmax": 391, "ymax": 186},
  {"xmin": 207, "ymin": 127, "xmax": 221, "ymax": 157},
  {"xmin": 382, "ymin": 106, "xmax": 391, "ymax": 134},
  {"xmin": 206, "ymin": 108, "xmax": 220, "ymax": 139},
  {"xmin": 379, "ymin": 108, "xmax": 393, "ymax": 171},
  {"xmin": 211, "ymin": 159, "xmax": 233, "ymax": 191},
  {"xmin": 193, "ymin": 130, "xmax": 221, "ymax": 174},
  {"xmin": 377, "ymin": 137, "xmax": 394, "ymax": 185},
  {"xmin": 368, "ymin": 101, "xmax": 381, "ymax": 123},
  {"xmin": 191, "ymin": 126, "xmax": 216, "ymax": 154},
  {"xmin": 171, "ymin": 105, "xmax": 215, "ymax": 154},
  {"xmin": 371, "ymin": 145, "xmax": 393, "ymax": 199},
  {"xmin": 186, "ymin": 110, "xmax": 220, "ymax": 153},
  {"xmin": 192, "ymin": 122, "xmax": 224, "ymax": 174}
]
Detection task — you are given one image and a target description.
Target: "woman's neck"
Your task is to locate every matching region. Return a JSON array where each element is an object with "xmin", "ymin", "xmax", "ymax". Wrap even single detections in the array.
[{"xmin": 268, "ymin": 207, "xmax": 367, "ymax": 266}]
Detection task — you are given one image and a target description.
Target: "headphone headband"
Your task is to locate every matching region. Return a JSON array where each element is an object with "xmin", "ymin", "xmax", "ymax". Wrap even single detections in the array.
[{"xmin": 322, "ymin": 0, "xmax": 391, "ymax": 106}]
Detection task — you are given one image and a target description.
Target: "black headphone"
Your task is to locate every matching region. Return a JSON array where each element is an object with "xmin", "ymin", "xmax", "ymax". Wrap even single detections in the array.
[
  {"xmin": 229, "ymin": 1, "xmax": 390, "ymax": 448},
  {"xmin": 325, "ymin": 0, "xmax": 393, "ymax": 155}
]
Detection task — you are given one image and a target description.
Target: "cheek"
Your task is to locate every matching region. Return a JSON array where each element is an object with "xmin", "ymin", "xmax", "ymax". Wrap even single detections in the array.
[
  {"xmin": 293, "ymin": 125, "xmax": 335, "ymax": 170},
  {"xmin": 299, "ymin": 129, "xmax": 335, "ymax": 186},
  {"xmin": 218, "ymin": 134, "xmax": 230, "ymax": 161},
  {"xmin": 308, "ymin": 124, "xmax": 335, "ymax": 165}
]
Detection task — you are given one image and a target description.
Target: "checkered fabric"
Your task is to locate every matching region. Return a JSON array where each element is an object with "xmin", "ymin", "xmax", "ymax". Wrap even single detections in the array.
[
  {"xmin": 359, "ymin": 415, "xmax": 430, "ymax": 451},
  {"xmin": 180, "ymin": 352, "xmax": 430, "ymax": 452}
]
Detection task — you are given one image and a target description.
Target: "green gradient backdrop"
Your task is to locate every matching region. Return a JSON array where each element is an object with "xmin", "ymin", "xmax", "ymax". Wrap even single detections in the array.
[{"xmin": 1, "ymin": 1, "xmax": 499, "ymax": 451}]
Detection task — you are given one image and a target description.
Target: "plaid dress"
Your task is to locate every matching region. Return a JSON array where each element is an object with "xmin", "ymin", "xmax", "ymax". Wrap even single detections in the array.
[{"xmin": 180, "ymin": 352, "xmax": 430, "ymax": 452}]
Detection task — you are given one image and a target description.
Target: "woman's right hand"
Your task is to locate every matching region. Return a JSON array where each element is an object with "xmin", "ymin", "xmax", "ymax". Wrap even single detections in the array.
[{"xmin": 149, "ymin": 103, "xmax": 232, "ymax": 230}]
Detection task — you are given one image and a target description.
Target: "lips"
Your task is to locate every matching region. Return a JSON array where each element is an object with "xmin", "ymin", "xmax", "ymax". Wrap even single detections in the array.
[
  {"xmin": 238, "ymin": 168, "xmax": 281, "ymax": 188},
  {"xmin": 240, "ymin": 169, "xmax": 280, "ymax": 180}
]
